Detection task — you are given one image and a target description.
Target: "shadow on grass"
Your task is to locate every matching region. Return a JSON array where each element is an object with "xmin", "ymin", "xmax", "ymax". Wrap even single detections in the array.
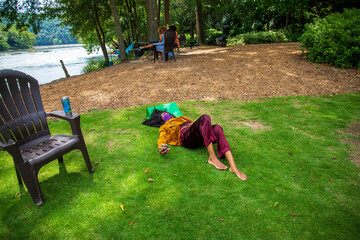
[{"xmin": 0, "ymin": 94, "xmax": 359, "ymax": 239}]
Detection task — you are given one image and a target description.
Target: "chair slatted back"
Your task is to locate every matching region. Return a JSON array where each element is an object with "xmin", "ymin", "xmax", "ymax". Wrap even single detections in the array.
[
  {"xmin": 0, "ymin": 70, "xmax": 50, "ymax": 146},
  {"xmin": 164, "ymin": 30, "xmax": 176, "ymax": 53}
]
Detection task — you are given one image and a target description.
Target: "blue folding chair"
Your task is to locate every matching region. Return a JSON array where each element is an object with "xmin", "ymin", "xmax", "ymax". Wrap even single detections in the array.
[{"xmin": 114, "ymin": 41, "xmax": 135, "ymax": 59}]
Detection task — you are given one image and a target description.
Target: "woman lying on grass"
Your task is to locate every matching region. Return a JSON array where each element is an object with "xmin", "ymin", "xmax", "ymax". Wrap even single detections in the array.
[{"xmin": 142, "ymin": 110, "xmax": 247, "ymax": 180}]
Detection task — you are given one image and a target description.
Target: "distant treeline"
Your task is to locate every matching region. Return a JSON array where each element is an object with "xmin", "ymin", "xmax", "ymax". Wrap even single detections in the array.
[
  {"xmin": 0, "ymin": 18, "xmax": 77, "ymax": 51},
  {"xmin": 35, "ymin": 18, "xmax": 78, "ymax": 46}
]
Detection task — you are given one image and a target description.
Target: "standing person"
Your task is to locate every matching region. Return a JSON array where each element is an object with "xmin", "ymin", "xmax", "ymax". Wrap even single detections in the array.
[{"xmin": 142, "ymin": 110, "xmax": 247, "ymax": 180}]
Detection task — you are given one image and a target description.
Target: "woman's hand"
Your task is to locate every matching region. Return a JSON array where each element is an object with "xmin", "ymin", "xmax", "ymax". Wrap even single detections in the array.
[{"xmin": 158, "ymin": 144, "xmax": 170, "ymax": 155}]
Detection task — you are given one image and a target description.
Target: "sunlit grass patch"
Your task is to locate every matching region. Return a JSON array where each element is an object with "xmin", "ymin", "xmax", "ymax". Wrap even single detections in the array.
[{"xmin": 0, "ymin": 93, "xmax": 359, "ymax": 239}]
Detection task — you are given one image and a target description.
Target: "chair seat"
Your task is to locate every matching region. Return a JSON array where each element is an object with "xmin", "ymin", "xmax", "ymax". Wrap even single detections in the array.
[{"xmin": 19, "ymin": 135, "xmax": 80, "ymax": 165}]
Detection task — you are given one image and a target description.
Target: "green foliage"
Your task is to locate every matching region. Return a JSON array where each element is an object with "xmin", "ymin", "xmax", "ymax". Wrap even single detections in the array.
[
  {"xmin": 81, "ymin": 58, "xmax": 109, "ymax": 74},
  {"xmin": 35, "ymin": 19, "xmax": 78, "ymax": 46},
  {"xmin": 4, "ymin": 26, "xmax": 36, "ymax": 49},
  {"xmin": 0, "ymin": 0, "xmax": 44, "ymax": 34},
  {"xmin": 205, "ymin": 28, "xmax": 224, "ymax": 45},
  {"xmin": 0, "ymin": 26, "xmax": 10, "ymax": 51},
  {"xmin": 299, "ymin": 8, "xmax": 360, "ymax": 69},
  {"xmin": 0, "ymin": 94, "xmax": 360, "ymax": 239},
  {"xmin": 227, "ymin": 30, "xmax": 289, "ymax": 46},
  {"xmin": 282, "ymin": 24, "xmax": 304, "ymax": 42}
]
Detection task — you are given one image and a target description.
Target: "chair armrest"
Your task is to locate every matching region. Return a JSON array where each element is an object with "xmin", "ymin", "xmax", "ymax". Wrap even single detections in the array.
[
  {"xmin": 0, "ymin": 138, "xmax": 16, "ymax": 151},
  {"xmin": 46, "ymin": 111, "xmax": 83, "ymax": 136},
  {"xmin": 47, "ymin": 110, "xmax": 79, "ymax": 120}
]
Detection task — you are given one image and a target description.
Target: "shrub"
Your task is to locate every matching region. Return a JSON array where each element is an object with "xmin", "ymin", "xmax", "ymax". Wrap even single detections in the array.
[
  {"xmin": 205, "ymin": 29, "xmax": 224, "ymax": 45},
  {"xmin": 299, "ymin": 8, "xmax": 360, "ymax": 69},
  {"xmin": 184, "ymin": 33, "xmax": 197, "ymax": 46},
  {"xmin": 227, "ymin": 30, "xmax": 289, "ymax": 46},
  {"xmin": 81, "ymin": 59, "xmax": 108, "ymax": 74},
  {"xmin": 0, "ymin": 33, "xmax": 10, "ymax": 51}
]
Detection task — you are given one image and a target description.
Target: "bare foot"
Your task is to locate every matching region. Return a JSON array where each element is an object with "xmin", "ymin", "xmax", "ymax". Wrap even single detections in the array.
[
  {"xmin": 208, "ymin": 157, "xmax": 228, "ymax": 170},
  {"xmin": 229, "ymin": 167, "xmax": 247, "ymax": 180}
]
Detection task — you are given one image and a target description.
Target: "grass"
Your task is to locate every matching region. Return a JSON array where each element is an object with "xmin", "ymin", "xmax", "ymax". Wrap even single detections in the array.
[{"xmin": 0, "ymin": 93, "xmax": 359, "ymax": 239}]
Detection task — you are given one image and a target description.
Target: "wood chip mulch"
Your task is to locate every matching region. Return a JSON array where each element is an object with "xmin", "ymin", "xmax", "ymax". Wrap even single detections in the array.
[{"xmin": 40, "ymin": 42, "xmax": 360, "ymax": 114}]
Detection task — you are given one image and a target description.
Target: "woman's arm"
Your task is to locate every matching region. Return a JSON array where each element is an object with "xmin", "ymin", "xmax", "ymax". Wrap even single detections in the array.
[
  {"xmin": 153, "ymin": 35, "xmax": 165, "ymax": 46},
  {"xmin": 158, "ymin": 127, "xmax": 170, "ymax": 154}
]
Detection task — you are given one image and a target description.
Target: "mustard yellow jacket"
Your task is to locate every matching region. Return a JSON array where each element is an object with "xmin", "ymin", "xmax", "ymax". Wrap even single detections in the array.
[{"xmin": 158, "ymin": 116, "xmax": 192, "ymax": 148}]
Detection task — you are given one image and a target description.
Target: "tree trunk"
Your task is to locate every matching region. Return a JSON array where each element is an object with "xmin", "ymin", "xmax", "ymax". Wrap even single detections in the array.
[
  {"xmin": 125, "ymin": 0, "xmax": 136, "ymax": 42},
  {"xmin": 145, "ymin": 0, "xmax": 159, "ymax": 41},
  {"xmin": 285, "ymin": 6, "xmax": 290, "ymax": 30},
  {"xmin": 299, "ymin": 5, "xmax": 304, "ymax": 25},
  {"xmin": 93, "ymin": 4, "xmax": 109, "ymax": 64},
  {"xmin": 266, "ymin": 8, "xmax": 271, "ymax": 31},
  {"xmin": 157, "ymin": 0, "xmax": 161, "ymax": 27},
  {"xmin": 195, "ymin": 0, "xmax": 205, "ymax": 45},
  {"xmin": 190, "ymin": 22, "xmax": 195, "ymax": 40},
  {"xmin": 164, "ymin": 0, "xmax": 169, "ymax": 26},
  {"xmin": 109, "ymin": 0, "xmax": 126, "ymax": 61},
  {"xmin": 291, "ymin": 5, "xmax": 296, "ymax": 33},
  {"xmin": 95, "ymin": 25, "xmax": 109, "ymax": 64},
  {"xmin": 132, "ymin": 0, "xmax": 141, "ymax": 41}
]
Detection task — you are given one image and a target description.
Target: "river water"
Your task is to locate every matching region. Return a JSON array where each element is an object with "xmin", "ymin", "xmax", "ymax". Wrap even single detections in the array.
[{"xmin": 0, "ymin": 44, "xmax": 106, "ymax": 85}]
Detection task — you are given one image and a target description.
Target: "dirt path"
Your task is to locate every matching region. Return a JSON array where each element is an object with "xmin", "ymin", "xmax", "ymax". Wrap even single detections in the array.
[{"xmin": 40, "ymin": 42, "xmax": 360, "ymax": 114}]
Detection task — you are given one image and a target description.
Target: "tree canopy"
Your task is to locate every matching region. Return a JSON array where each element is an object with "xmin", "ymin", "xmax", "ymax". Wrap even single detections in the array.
[{"xmin": 1, "ymin": 0, "xmax": 358, "ymax": 62}]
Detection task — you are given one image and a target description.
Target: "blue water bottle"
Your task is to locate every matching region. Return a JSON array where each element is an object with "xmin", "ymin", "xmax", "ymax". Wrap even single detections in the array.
[{"xmin": 60, "ymin": 96, "xmax": 72, "ymax": 116}]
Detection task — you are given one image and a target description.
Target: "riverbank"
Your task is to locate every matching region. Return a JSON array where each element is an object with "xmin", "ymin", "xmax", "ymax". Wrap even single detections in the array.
[
  {"xmin": 39, "ymin": 42, "xmax": 360, "ymax": 114},
  {"xmin": 0, "ymin": 44, "xmax": 102, "ymax": 84}
]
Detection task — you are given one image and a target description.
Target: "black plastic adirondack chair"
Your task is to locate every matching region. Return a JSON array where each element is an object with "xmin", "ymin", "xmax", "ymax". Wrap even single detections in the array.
[
  {"xmin": 154, "ymin": 29, "xmax": 176, "ymax": 63},
  {"xmin": 0, "ymin": 69, "xmax": 94, "ymax": 206}
]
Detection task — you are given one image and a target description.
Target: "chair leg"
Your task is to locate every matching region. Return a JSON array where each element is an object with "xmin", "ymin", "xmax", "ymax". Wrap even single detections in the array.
[
  {"xmin": 79, "ymin": 144, "xmax": 94, "ymax": 173},
  {"xmin": 58, "ymin": 156, "xmax": 64, "ymax": 163},
  {"xmin": 15, "ymin": 167, "xmax": 22, "ymax": 185},
  {"xmin": 17, "ymin": 165, "xmax": 45, "ymax": 206}
]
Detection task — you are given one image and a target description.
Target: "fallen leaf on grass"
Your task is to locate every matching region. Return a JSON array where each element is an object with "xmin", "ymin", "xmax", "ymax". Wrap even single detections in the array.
[
  {"xmin": 94, "ymin": 161, "xmax": 99, "ymax": 165},
  {"xmin": 219, "ymin": 218, "xmax": 224, "ymax": 221},
  {"xmin": 120, "ymin": 205, "xmax": 125, "ymax": 212},
  {"xmin": 273, "ymin": 202, "xmax": 279, "ymax": 208},
  {"xmin": 127, "ymin": 140, "xmax": 131, "ymax": 142},
  {"xmin": 174, "ymin": 174, "xmax": 178, "ymax": 177},
  {"xmin": 144, "ymin": 168, "xmax": 149, "ymax": 173},
  {"xmin": 148, "ymin": 178, "xmax": 155, "ymax": 182},
  {"xmin": 291, "ymin": 213, "xmax": 296, "ymax": 216},
  {"xmin": 331, "ymin": 178, "xmax": 333, "ymax": 183},
  {"xmin": 312, "ymin": 178, "xmax": 317, "ymax": 182},
  {"xmin": 129, "ymin": 220, "xmax": 134, "ymax": 225}
]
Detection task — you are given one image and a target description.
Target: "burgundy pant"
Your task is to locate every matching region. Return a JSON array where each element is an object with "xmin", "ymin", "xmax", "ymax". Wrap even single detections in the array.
[{"xmin": 179, "ymin": 115, "xmax": 231, "ymax": 159}]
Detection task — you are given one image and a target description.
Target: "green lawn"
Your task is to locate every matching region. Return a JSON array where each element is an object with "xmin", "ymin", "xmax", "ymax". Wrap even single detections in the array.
[{"xmin": 1, "ymin": 93, "xmax": 359, "ymax": 239}]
